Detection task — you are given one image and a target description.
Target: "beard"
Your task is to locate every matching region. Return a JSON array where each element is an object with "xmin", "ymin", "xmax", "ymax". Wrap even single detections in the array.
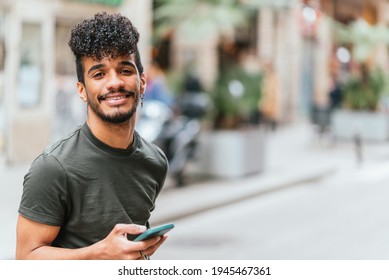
[
  {"xmin": 91, "ymin": 106, "xmax": 137, "ymax": 124},
  {"xmin": 87, "ymin": 88, "xmax": 139, "ymax": 124}
]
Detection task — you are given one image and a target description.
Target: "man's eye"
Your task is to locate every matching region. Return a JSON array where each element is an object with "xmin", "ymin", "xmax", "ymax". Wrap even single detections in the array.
[
  {"xmin": 93, "ymin": 72, "xmax": 104, "ymax": 79},
  {"xmin": 121, "ymin": 69, "xmax": 134, "ymax": 75}
]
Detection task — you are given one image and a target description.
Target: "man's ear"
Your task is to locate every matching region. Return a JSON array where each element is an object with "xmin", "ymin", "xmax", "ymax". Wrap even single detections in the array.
[
  {"xmin": 77, "ymin": 82, "xmax": 87, "ymax": 102},
  {"xmin": 140, "ymin": 73, "xmax": 147, "ymax": 94}
]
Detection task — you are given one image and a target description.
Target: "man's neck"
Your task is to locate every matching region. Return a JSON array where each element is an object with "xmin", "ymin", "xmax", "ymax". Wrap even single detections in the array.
[{"xmin": 87, "ymin": 115, "xmax": 135, "ymax": 150}]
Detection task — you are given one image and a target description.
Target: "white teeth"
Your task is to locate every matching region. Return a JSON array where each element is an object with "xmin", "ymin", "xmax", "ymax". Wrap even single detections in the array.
[{"xmin": 106, "ymin": 96, "xmax": 125, "ymax": 101}]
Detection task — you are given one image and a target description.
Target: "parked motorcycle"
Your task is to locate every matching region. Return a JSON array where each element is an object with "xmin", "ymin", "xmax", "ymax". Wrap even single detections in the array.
[{"xmin": 136, "ymin": 92, "xmax": 210, "ymax": 187}]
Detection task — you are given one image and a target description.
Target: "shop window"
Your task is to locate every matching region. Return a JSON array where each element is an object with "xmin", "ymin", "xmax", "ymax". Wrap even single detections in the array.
[
  {"xmin": 0, "ymin": 11, "xmax": 4, "ymax": 71},
  {"xmin": 55, "ymin": 20, "xmax": 77, "ymax": 76},
  {"xmin": 18, "ymin": 22, "xmax": 42, "ymax": 108},
  {"xmin": 0, "ymin": 11, "xmax": 5, "ymax": 108}
]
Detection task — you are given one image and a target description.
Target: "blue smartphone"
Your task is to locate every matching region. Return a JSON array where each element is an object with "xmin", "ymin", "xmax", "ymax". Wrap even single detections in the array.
[{"xmin": 134, "ymin": 223, "xmax": 175, "ymax": 242}]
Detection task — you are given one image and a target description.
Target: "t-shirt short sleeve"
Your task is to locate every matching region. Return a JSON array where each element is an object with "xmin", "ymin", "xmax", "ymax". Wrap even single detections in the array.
[{"xmin": 18, "ymin": 154, "xmax": 68, "ymax": 226}]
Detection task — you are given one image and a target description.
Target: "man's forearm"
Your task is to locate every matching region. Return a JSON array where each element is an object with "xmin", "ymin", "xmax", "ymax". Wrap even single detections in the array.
[{"xmin": 18, "ymin": 243, "xmax": 101, "ymax": 260}]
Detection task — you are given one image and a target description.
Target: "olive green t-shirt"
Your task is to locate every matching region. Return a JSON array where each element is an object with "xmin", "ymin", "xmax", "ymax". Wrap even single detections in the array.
[{"xmin": 18, "ymin": 123, "xmax": 168, "ymax": 248}]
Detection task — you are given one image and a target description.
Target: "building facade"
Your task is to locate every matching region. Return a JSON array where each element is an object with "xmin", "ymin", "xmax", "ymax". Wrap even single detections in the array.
[
  {"xmin": 1, "ymin": 0, "xmax": 389, "ymax": 163},
  {"xmin": 0, "ymin": 0, "xmax": 152, "ymax": 163},
  {"xmin": 162, "ymin": 0, "xmax": 389, "ymax": 124}
]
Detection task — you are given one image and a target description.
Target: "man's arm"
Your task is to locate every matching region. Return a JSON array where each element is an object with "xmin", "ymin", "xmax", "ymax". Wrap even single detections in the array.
[{"xmin": 16, "ymin": 215, "xmax": 166, "ymax": 260}]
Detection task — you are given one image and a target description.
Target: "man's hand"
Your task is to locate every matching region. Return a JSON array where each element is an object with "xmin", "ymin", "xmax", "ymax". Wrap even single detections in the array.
[
  {"xmin": 94, "ymin": 223, "xmax": 167, "ymax": 260},
  {"xmin": 16, "ymin": 216, "xmax": 167, "ymax": 260}
]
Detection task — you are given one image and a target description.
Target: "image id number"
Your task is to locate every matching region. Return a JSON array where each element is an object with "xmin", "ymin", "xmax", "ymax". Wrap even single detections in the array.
[{"xmin": 211, "ymin": 266, "xmax": 271, "ymax": 276}]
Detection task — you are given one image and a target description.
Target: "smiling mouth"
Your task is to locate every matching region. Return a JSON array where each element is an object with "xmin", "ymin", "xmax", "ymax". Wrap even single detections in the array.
[{"xmin": 98, "ymin": 91, "xmax": 134, "ymax": 102}]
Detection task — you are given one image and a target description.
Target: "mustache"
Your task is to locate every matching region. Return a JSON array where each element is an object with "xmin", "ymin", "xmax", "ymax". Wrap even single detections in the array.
[{"xmin": 97, "ymin": 89, "xmax": 136, "ymax": 101}]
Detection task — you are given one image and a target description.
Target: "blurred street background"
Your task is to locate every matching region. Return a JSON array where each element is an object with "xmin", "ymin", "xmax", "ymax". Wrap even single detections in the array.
[{"xmin": 2, "ymin": 0, "xmax": 389, "ymax": 259}]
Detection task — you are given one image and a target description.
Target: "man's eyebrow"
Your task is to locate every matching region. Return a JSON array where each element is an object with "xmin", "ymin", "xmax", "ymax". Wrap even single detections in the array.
[
  {"xmin": 87, "ymin": 64, "xmax": 104, "ymax": 75},
  {"xmin": 119, "ymin": 61, "xmax": 136, "ymax": 68}
]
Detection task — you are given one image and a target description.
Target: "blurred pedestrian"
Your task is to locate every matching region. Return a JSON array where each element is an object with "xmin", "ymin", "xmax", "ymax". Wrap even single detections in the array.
[
  {"xmin": 328, "ymin": 77, "xmax": 343, "ymax": 111},
  {"xmin": 16, "ymin": 12, "xmax": 169, "ymax": 260},
  {"xmin": 179, "ymin": 71, "xmax": 210, "ymax": 118},
  {"xmin": 144, "ymin": 62, "xmax": 175, "ymax": 107}
]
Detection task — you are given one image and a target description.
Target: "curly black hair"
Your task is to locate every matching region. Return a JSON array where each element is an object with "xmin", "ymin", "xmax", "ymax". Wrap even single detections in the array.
[{"xmin": 68, "ymin": 12, "xmax": 143, "ymax": 84}]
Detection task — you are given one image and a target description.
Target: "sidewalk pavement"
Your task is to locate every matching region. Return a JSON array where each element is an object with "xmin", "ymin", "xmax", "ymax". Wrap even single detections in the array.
[
  {"xmin": 0, "ymin": 158, "xmax": 30, "ymax": 259},
  {"xmin": 2, "ymin": 120, "xmax": 389, "ymax": 259},
  {"xmin": 150, "ymin": 120, "xmax": 389, "ymax": 225}
]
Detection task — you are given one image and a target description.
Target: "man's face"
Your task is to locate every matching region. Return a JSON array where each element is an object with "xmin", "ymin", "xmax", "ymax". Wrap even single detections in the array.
[{"xmin": 77, "ymin": 54, "xmax": 146, "ymax": 124}]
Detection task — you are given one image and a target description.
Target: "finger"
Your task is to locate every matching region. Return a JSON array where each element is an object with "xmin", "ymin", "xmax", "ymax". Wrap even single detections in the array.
[
  {"xmin": 129, "ymin": 236, "xmax": 166, "ymax": 259},
  {"xmin": 130, "ymin": 235, "xmax": 161, "ymax": 252},
  {"xmin": 144, "ymin": 235, "xmax": 164, "ymax": 247},
  {"xmin": 112, "ymin": 223, "xmax": 147, "ymax": 236},
  {"xmin": 144, "ymin": 236, "xmax": 167, "ymax": 256}
]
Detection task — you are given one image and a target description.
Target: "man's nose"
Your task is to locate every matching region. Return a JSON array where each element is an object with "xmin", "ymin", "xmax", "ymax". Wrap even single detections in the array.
[{"xmin": 106, "ymin": 72, "xmax": 125, "ymax": 90}]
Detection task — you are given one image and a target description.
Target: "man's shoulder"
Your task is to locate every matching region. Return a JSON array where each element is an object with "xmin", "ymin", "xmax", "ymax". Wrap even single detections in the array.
[
  {"xmin": 44, "ymin": 126, "xmax": 83, "ymax": 157},
  {"xmin": 137, "ymin": 133, "xmax": 167, "ymax": 163}
]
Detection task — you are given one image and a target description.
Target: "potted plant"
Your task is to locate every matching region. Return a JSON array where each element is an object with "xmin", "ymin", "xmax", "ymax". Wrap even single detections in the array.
[
  {"xmin": 211, "ymin": 65, "xmax": 262, "ymax": 130},
  {"xmin": 342, "ymin": 66, "xmax": 385, "ymax": 111},
  {"xmin": 331, "ymin": 19, "xmax": 389, "ymax": 141},
  {"xmin": 153, "ymin": 0, "xmax": 268, "ymax": 178},
  {"xmin": 195, "ymin": 65, "xmax": 266, "ymax": 178}
]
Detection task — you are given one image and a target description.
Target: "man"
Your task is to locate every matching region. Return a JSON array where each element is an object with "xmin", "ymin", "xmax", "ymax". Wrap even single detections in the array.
[{"xmin": 16, "ymin": 12, "xmax": 169, "ymax": 260}]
